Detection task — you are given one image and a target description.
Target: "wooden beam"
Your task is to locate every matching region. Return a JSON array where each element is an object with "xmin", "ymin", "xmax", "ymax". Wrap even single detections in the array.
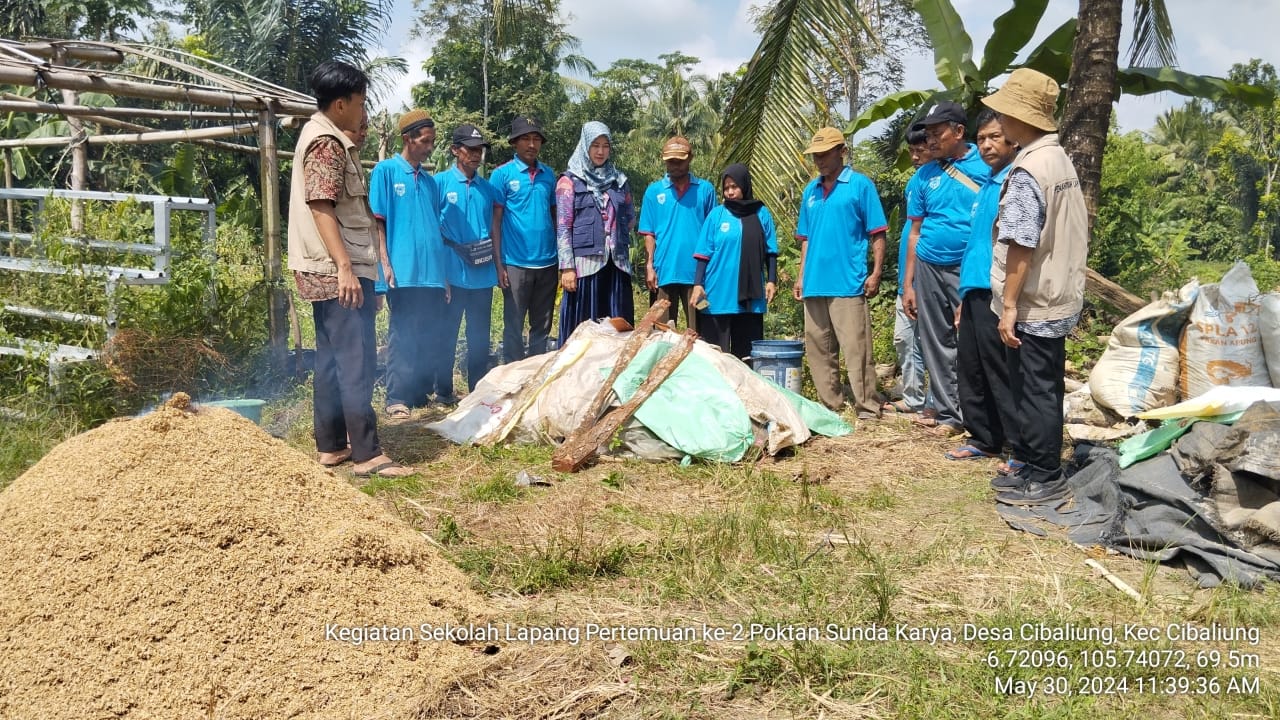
[
  {"xmin": 0, "ymin": 65, "xmax": 316, "ymax": 116},
  {"xmin": 0, "ymin": 123, "xmax": 259, "ymax": 148},
  {"xmin": 1086, "ymin": 267, "xmax": 1145, "ymax": 316},
  {"xmin": 574, "ymin": 299, "xmax": 670, "ymax": 433},
  {"xmin": 552, "ymin": 330, "xmax": 697, "ymax": 472}
]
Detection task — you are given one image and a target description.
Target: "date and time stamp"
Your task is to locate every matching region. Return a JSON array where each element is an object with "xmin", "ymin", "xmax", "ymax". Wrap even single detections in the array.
[{"xmin": 325, "ymin": 619, "xmax": 1266, "ymax": 698}]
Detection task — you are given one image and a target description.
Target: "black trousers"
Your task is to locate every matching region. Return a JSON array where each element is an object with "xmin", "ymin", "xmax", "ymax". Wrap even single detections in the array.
[
  {"xmin": 501, "ymin": 265, "xmax": 558, "ymax": 362},
  {"xmin": 441, "ymin": 287, "xmax": 493, "ymax": 392},
  {"xmin": 1007, "ymin": 330, "xmax": 1067, "ymax": 484},
  {"xmin": 697, "ymin": 311, "xmax": 763, "ymax": 360},
  {"xmin": 385, "ymin": 286, "xmax": 447, "ymax": 408},
  {"xmin": 312, "ymin": 278, "xmax": 380, "ymax": 463},
  {"xmin": 957, "ymin": 290, "xmax": 1015, "ymax": 455}
]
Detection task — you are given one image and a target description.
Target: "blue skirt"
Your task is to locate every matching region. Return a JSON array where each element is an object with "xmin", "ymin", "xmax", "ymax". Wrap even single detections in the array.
[{"xmin": 559, "ymin": 261, "xmax": 635, "ymax": 341}]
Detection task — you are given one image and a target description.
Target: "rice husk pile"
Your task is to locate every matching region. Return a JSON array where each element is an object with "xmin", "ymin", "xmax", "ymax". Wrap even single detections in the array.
[{"xmin": 0, "ymin": 394, "xmax": 491, "ymax": 718}]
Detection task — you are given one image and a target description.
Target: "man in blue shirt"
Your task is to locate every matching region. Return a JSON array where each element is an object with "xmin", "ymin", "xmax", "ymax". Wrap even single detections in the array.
[
  {"xmin": 948, "ymin": 109, "xmax": 1020, "ymax": 464},
  {"xmin": 794, "ymin": 127, "xmax": 888, "ymax": 417},
  {"xmin": 491, "ymin": 117, "xmax": 556, "ymax": 362},
  {"xmin": 369, "ymin": 108, "xmax": 448, "ymax": 417},
  {"xmin": 888, "ymin": 128, "xmax": 933, "ymax": 416},
  {"xmin": 903, "ymin": 101, "xmax": 990, "ymax": 436},
  {"xmin": 639, "ymin": 136, "xmax": 717, "ymax": 331},
  {"xmin": 436, "ymin": 123, "xmax": 505, "ymax": 395}
]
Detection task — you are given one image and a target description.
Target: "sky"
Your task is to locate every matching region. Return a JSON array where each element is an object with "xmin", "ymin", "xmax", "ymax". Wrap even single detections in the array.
[{"xmin": 374, "ymin": 0, "xmax": 1280, "ymax": 138}]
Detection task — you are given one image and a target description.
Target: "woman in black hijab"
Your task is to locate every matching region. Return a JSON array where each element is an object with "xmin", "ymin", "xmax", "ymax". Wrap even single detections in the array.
[{"xmin": 689, "ymin": 164, "xmax": 778, "ymax": 358}]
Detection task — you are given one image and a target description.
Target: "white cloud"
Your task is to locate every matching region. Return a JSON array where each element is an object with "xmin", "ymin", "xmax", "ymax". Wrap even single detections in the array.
[{"xmin": 370, "ymin": 35, "xmax": 431, "ymax": 113}]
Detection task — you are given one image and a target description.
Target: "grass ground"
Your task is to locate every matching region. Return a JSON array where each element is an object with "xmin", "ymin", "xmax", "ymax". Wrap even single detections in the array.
[{"xmin": 266, "ymin": 394, "xmax": 1280, "ymax": 719}]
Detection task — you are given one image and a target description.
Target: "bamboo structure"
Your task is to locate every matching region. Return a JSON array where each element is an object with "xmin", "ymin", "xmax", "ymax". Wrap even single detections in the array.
[{"xmin": 0, "ymin": 37, "xmax": 322, "ymax": 377}]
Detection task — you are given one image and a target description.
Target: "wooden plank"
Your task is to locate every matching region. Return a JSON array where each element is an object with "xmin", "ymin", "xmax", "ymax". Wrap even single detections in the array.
[
  {"xmin": 573, "ymin": 299, "xmax": 671, "ymax": 434},
  {"xmin": 552, "ymin": 329, "xmax": 696, "ymax": 473}
]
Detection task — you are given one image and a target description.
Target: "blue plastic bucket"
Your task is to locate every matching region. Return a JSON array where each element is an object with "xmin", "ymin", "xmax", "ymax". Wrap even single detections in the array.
[
  {"xmin": 750, "ymin": 340, "xmax": 804, "ymax": 394},
  {"xmin": 204, "ymin": 399, "xmax": 266, "ymax": 425}
]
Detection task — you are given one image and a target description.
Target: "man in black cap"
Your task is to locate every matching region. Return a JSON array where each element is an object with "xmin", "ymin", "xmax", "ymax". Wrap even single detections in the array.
[
  {"xmin": 433, "ymin": 123, "xmax": 505, "ymax": 396},
  {"xmin": 490, "ymin": 117, "xmax": 558, "ymax": 361},
  {"xmin": 901, "ymin": 101, "xmax": 990, "ymax": 437}
]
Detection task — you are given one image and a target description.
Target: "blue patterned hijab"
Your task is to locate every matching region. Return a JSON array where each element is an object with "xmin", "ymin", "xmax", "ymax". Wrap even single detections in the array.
[{"xmin": 565, "ymin": 121, "xmax": 627, "ymax": 207}]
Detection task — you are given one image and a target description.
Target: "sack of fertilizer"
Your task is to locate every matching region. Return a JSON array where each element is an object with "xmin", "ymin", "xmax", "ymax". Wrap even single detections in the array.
[{"xmin": 1180, "ymin": 260, "xmax": 1270, "ymax": 400}]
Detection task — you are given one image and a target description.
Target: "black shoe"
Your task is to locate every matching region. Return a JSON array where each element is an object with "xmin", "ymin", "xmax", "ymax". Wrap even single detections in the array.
[
  {"xmin": 990, "ymin": 471, "xmax": 1028, "ymax": 491},
  {"xmin": 996, "ymin": 479, "xmax": 1070, "ymax": 506}
]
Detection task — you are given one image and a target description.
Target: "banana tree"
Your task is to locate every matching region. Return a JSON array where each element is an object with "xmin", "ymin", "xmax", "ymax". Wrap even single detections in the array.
[
  {"xmin": 851, "ymin": 0, "xmax": 1270, "ymax": 148},
  {"xmin": 716, "ymin": 0, "xmax": 875, "ymax": 229}
]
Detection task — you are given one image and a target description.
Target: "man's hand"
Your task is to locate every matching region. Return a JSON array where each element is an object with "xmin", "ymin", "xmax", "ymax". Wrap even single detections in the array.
[
  {"xmin": 999, "ymin": 307, "xmax": 1021, "ymax": 348},
  {"xmin": 792, "ymin": 279, "xmax": 803, "ymax": 301},
  {"xmin": 953, "ymin": 303, "xmax": 962, "ymax": 331},
  {"xmin": 382, "ymin": 263, "xmax": 396, "ymax": 290},
  {"xmin": 560, "ymin": 268, "xmax": 577, "ymax": 293},
  {"xmin": 864, "ymin": 271, "xmax": 881, "ymax": 299},
  {"xmin": 444, "ymin": 281, "xmax": 452, "ymax": 304},
  {"xmin": 765, "ymin": 281, "xmax": 776, "ymax": 303},
  {"xmin": 903, "ymin": 286, "xmax": 918, "ymax": 320},
  {"xmin": 690, "ymin": 284, "xmax": 706, "ymax": 309},
  {"xmin": 497, "ymin": 264, "xmax": 509, "ymax": 289},
  {"xmin": 337, "ymin": 267, "xmax": 363, "ymax": 309},
  {"xmin": 645, "ymin": 265, "xmax": 658, "ymax": 292}
]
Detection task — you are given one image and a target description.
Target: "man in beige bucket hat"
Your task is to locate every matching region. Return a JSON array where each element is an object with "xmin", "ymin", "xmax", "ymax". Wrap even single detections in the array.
[{"xmin": 980, "ymin": 68, "xmax": 1088, "ymax": 507}]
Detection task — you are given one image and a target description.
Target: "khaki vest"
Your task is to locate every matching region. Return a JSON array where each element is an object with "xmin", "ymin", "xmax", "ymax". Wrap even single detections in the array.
[
  {"xmin": 287, "ymin": 111, "xmax": 377, "ymax": 280},
  {"xmin": 989, "ymin": 134, "xmax": 1089, "ymax": 323}
]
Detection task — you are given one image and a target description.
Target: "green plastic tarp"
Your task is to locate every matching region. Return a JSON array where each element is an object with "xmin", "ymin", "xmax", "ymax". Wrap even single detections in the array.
[{"xmin": 611, "ymin": 342, "xmax": 754, "ymax": 462}]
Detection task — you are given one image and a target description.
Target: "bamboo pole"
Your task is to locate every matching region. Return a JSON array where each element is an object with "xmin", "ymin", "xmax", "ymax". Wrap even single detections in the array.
[
  {"xmin": 4, "ymin": 41, "xmax": 124, "ymax": 65},
  {"xmin": 0, "ymin": 65, "xmax": 316, "ymax": 116},
  {"xmin": 0, "ymin": 98, "xmax": 259, "ymax": 121},
  {"xmin": 0, "ymin": 123, "xmax": 260, "ymax": 148},
  {"xmin": 2, "ymin": 148, "xmax": 13, "ymax": 237},
  {"xmin": 259, "ymin": 107, "xmax": 288, "ymax": 378}
]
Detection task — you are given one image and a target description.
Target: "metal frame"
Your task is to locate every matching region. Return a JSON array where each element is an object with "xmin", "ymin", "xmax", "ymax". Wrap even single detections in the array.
[{"xmin": 0, "ymin": 188, "xmax": 216, "ymax": 382}]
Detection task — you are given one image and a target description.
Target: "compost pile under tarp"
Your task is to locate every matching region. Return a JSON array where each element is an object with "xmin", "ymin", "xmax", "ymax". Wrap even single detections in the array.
[
  {"xmin": 428, "ymin": 320, "xmax": 850, "ymax": 459},
  {"xmin": 0, "ymin": 395, "xmax": 491, "ymax": 718},
  {"xmin": 997, "ymin": 400, "xmax": 1280, "ymax": 588}
]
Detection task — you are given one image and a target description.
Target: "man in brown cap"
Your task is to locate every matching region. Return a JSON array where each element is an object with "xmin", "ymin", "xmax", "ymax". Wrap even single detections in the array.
[
  {"xmin": 638, "ymin": 136, "xmax": 717, "ymax": 330},
  {"xmin": 793, "ymin": 127, "xmax": 888, "ymax": 417},
  {"xmin": 981, "ymin": 68, "xmax": 1089, "ymax": 506},
  {"xmin": 369, "ymin": 108, "xmax": 448, "ymax": 418}
]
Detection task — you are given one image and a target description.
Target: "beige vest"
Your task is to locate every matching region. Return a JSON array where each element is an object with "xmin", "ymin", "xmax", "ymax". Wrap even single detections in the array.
[
  {"xmin": 286, "ymin": 111, "xmax": 376, "ymax": 280},
  {"xmin": 989, "ymin": 133, "xmax": 1089, "ymax": 322}
]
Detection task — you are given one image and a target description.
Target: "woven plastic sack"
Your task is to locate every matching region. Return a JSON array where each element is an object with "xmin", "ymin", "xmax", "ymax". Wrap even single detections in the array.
[
  {"xmin": 1089, "ymin": 279, "xmax": 1197, "ymax": 416},
  {"xmin": 1180, "ymin": 261, "xmax": 1270, "ymax": 400}
]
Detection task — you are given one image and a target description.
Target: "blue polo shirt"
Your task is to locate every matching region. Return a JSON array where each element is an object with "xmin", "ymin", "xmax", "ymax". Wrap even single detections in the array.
[
  {"xmin": 795, "ymin": 166, "xmax": 888, "ymax": 298},
  {"xmin": 435, "ymin": 164, "xmax": 504, "ymax": 289},
  {"xmin": 906, "ymin": 144, "xmax": 990, "ymax": 265},
  {"xmin": 693, "ymin": 205, "xmax": 779, "ymax": 315},
  {"xmin": 897, "ymin": 171, "xmax": 925, "ymax": 296},
  {"xmin": 368, "ymin": 155, "xmax": 446, "ymax": 292},
  {"xmin": 959, "ymin": 163, "xmax": 1011, "ymax": 299},
  {"xmin": 638, "ymin": 174, "xmax": 717, "ymax": 285},
  {"xmin": 489, "ymin": 157, "xmax": 556, "ymax": 268}
]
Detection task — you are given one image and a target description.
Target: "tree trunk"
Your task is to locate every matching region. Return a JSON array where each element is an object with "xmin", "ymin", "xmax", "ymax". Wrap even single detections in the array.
[
  {"xmin": 1060, "ymin": 0, "xmax": 1122, "ymax": 228},
  {"xmin": 1059, "ymin": 0, "xmax": 1147, "ymax": 315}
]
